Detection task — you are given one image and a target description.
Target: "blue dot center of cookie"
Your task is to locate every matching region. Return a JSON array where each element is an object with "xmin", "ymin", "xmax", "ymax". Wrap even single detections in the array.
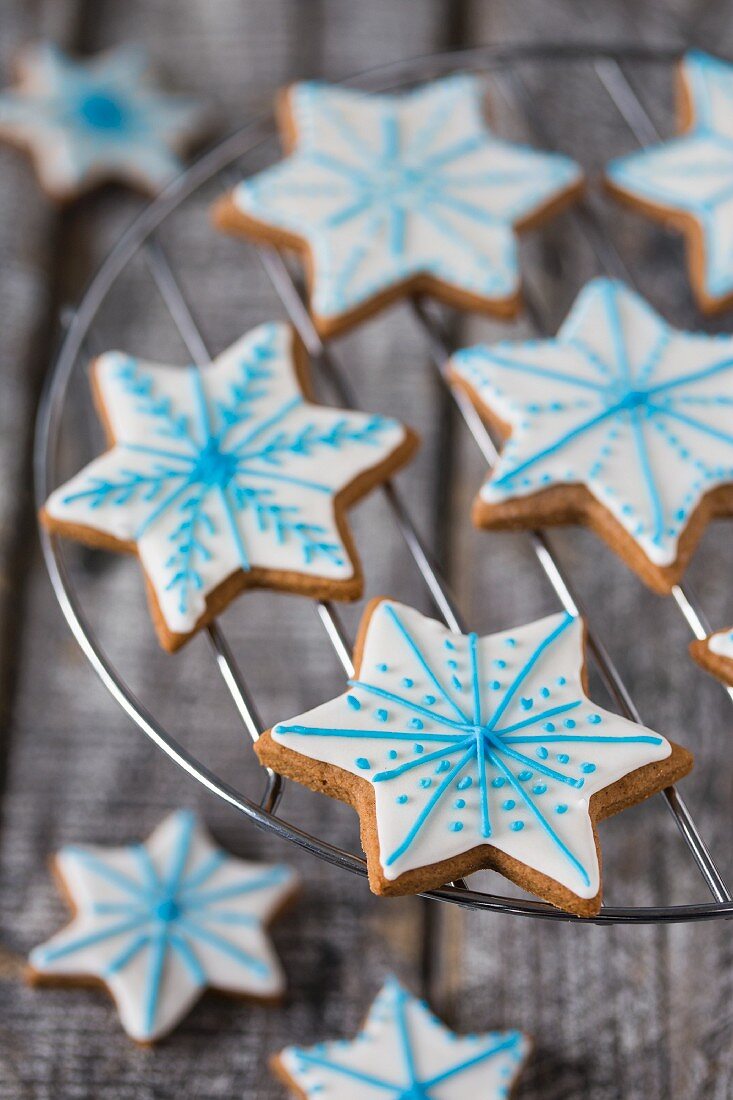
[
  {"xmin": 77, "ymin": 91, "xmax": 128, "ymax": 131},
  {"xmin": 154, "ymin": 898, "xmax": 180, "ymax": 922},
  {"xmin": 192, "ymin": 438, "xmax": 239, "ymax": 489}
]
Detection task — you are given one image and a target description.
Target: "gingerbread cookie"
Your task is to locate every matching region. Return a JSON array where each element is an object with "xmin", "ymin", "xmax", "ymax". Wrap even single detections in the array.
[
  {"xmin": 690, "ymin": 626, "xmax": 733, "ymax": 686},
  {"xmin": 606, "ymin": 50, "xmax": 733, "ymax": 314},
  {"xmin": 273, "ymin": 975, "xmax": 529, "ymax": 1099},
  {"xmin": 28, "ymin": 810, "xmax": 298, "ymax": 1043},
  {"xmin": 213, "ymin": 74, "xmax": 583, "ymax": 337},
  {"xmin": 41, "ymin": 323, "xmax": 417, "ymax": 651},
  {"xmin": 449, "ymin": 277, "xmax": 733, "ymax": 593},
  {"xmin": 257, "ymin": 598, "xmax": 691, "ymax": 916},
  {"xmin": 0, "ymin": 42, "xmax": 206, "ymax": 200}
]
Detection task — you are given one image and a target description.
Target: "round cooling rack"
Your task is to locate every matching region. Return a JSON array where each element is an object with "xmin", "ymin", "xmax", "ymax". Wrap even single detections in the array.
[{"xmin": 34, "ymin": 42, "xmax": 733, "ymax": 924}]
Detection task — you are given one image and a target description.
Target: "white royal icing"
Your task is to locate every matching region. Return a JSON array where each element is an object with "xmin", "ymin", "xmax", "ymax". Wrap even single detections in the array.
[
  {"xmin": 450, "ymin": 277, "xmax": 733, "ymax": 570},
  {"xmin": 44, "ymin": 323, "xmax": 410, "ymax": 636},
  {"xmin": 707, "ymin": 627, "xmax": 733, "ymax": 660},
  {"xmin": 279, "ymin": 975, "xmax": 529, "ymax": 1100},
  {"xmin": 29, "ymin": 810, "xmax": 297, "ymax": 1042},
  {"xmin": 273, "ymin": 599, "xmax": 672, "ymax": 901},
  {"xmin": 0, "ymin": 42, "xmax": 205, "ymax": 197},
  {"xmin": 606, "ymin": 51, "xmax": 733, "ymax": 304},
  {"xmin": 229, "ymin": 74, "xmax": 582, "ymax": 322}
]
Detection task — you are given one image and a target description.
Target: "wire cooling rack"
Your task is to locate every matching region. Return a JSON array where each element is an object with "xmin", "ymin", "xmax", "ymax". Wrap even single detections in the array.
[{"xmin": 34, "ymin": 43, "xmax": 733, "ymax": 923}]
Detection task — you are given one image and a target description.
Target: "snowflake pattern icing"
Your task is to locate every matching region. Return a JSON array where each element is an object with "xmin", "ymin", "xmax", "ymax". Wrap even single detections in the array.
[
  {"xmin": 272, "ymin": 599, "xmax": 672, "ymax": 900},
  {"xmin": 0, "ymin": 42, "xmax": 205, "ymax": 198},
  {"xmin": 29, "ymin": 810, "xmax": 297, "ymax": 1042},
  {"xmin": 606, "ymin": 51, "xmax": 733, "ymax": 306},
  {"xmin": 44, "ymin": 323, "xmax": 410, "ymax": 638},
  {"xmin": 278, "ymin": 976, "xmax": 529, "ymax": 1100},
  {"xmin": 227, "ymin": 74, "xmax": 582, "ymax": 322},
  {"xmin": 450, "ymin": 278, "xmax": 733, "ymax": 570}
]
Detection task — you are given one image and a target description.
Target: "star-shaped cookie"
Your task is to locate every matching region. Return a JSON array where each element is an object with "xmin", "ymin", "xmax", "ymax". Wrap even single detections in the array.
[
  {"xmin": 0, "ymin": 42, "xmax": 206, "ymax": 200},
  {"xmin": 690, "ymin": 626, "xmax": 733, "ymax": 686},
  {"xmin": 41, "ymin": 323, "xmax": 416, "ymax": 650},
  {"xmin": 273, "ymin": 976, "xmax": 529, "ymax": 1100},
  {"xmin": 449, "ymin": 277, "xmax": 733, "ymax": 593},
  {"xmin": 258, "ymin": 598, "xmax": 691, "ymax": 916},
  {"xmin": 606, "ymin": 50, "xmax": 733, "ymax": 314},
  {"xmin": 28, "ymin": 810, "xmax": 298, "ymax": 1043},
  {"xmin": 213, "ymin": 74, "xmax": 583, "ymax": 337}
]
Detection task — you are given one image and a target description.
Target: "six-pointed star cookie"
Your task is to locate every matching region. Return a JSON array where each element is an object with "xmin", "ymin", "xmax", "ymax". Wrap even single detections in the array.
[
  {"xmin": 28, "ymin": 810, "xmax": 298, "ymax": 1043},
  {"xmin": 258, "ymin": 598, "xmax": 691, "ymax": 916},
  {"xmin": 273, "ymin": 975, "xmax": 529, "ymax": 1100},
  {"xmin": 690, "ymin": 626, "xmax": 733, "ymax": 687},
  {"xmin": 449, "ymin": 278, "xmax": 733, "ymax": 592},
  {"xmin": 41, "ymin": 323, "xmax": 417, "ymax": 650},
  {"xmin": 0, "ymin": 42, "xmax": 206, "ymax": 200},
  {"xmin": 213, "ymin": 74, "xmax": 583, "ymax": 337},
  {"xmin": 606, "ymin": 50, "xmax": 733, "ymax": 314}
]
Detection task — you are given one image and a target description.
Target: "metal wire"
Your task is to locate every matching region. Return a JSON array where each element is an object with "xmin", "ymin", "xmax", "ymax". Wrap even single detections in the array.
[{"xmin": 33, "ymin": 43, "xmax": 733, "ymax": 922}]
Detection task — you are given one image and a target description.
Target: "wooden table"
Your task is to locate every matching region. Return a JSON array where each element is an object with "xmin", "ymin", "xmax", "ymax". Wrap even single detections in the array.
[{"xmin": 2, "ymin": 3, "xmax": 733, "ymax": 1097}]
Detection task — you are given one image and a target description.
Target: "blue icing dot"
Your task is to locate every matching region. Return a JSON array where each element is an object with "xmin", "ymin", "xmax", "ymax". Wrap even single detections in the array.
[
  {"xmin": 518, "ymin": 770, "xmax": 532, "ymax": 782},
  {"xmin": 544, "ymin": 722, "xmax": 555, "ymax": 733},
  {"xmin": 505, "ymin": 637, "xmax": 517, "ymax": 647},
  {"xmin": 419, "ymin": 778, "xmax": 432, "ymax": 789},
  {"xmin": 444, "ymin": 640, "xmax": 455, "ymax": 651},
  {"xmin": 557, "ymin": 753, "xmax": 570, "ymax": 764},
  {"xmin": 449, "ymin": 821, "xmax": 464, "ymax": 832},
  {"xmin": 346, "ymin": 695, "xmax": 361, "ymax": 711},
  {"xmin": 587, "ymin": 714, "xmax": 602, "ymax": 725},
  {"xmin": 355, "ymin": 757, "xmax": 370, "ymax": 770},
  {"xmin": 581, "ymin": 762, "xmax": 597, "ymax": 774},
  {"xmin": 491, "ymin": 777, "xmax": 505, "ymax": 788},
  {"xmin": 457, "ymin": 776, "xmax": 473, "ymax": 791},
  {"xmin": 510, "ymin": 821, "xmax": 525, "ymax": 832},
  {"xmin": 396, "ymin": 794, "xmax": 408, "ymax": 804},
  {"xmin": 436, "ymin": 760, "xmax": 451, "ymax": 774},
  {"xmin": 402, "ymin": 677, "xmax": 414, "ymax": 688},
  {"xmin": 536, "ymin": 746, "xmax": 549, "ymax": 760},
  {"xmin": 494, "ymin": 659, "xmax": 507, "ymax": 669},
  {"xmin": 375, "ymin": 709, "xmax": 388, "ymax": 722},
  {"xmin": 490, "ymin": 680, "xmax": 502, "ymax": 690},
  {"xmin": 540, "ymin": 687, "xmax": 550, "ymax": 698},
  {"xmin": 414, "ymin": 744, "xmax": 424, "ymax": 754},
  {"xmin": 532, "ymin": 783, "xmax": 547, "ymax": 795},
  {"xmin": 78, "ymin": 91, "xmax": 127, "ymax": 131},
  {"xmin": 557, "ymin": 676, "xmax": 567, "ymax": 686},
  {"xmin": 502, "ymin": 799, "xmax": 516, "ymax": 811},
  {"xmin": 520, "ymin": 697, "xmax": 533, "ymax": 711},
  {"xmin": 388, "ymin": 750, "xmax": 398, "ymax": 760},
  {"xmin": 564, "ymin": 718, "xmax": 576, "ymax": 729},
  {"xmin": 376, "ymin": 663, "xmax": 388, "ymax": 672},
  {"xmin": 454, "ymin": 798, "xmax": 466, "ymax": 809},
  {"xmin": 451, "ymin": 675, "xmax": 462, "ymax": 691},
  {"xmin": 423, "ymin": 694, "xmax": 436, "ymax": 705},
  {"xmin": 409, "ymin": 718, "xmax": 424, "ymax": 731},
  {"xmin": 555, "ymin": 804, "xmax": 568, "ymax": 815},
  {"xmin": 447, "ymin": 659, "xmax": 458, "ymax": 670}
]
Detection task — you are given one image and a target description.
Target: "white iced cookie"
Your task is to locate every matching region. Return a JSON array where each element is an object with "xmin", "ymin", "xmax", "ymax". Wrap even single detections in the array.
[
  {"xmin": 214, "ymin": 74, "xmax": 583, "ymax": 336},
  {"xmin": 690, "ymin": 625, "xmax": 733, "ymax": 687},
  {"xmin": 606, "ymin": 50, "xmax": 733, "ymax": 313},
  {"xmin": 259, "ymin": 598, "xmax": 691, "ymax": 916},
  {"xmin": 41, "ymin": 323, "xmax": 416, "ymax": 650},
  {"xmin": 0, "ymin": 41, "xmax": 206, "ymax": 199},
  {"xmin": 28, "ymin": 810, "xmax": 298, "ymax": 1042},
  {"xmin": 450, "ymin": 277, "xmax": 733, "ymax": 592},
  {"xmin": 275, "ymin": 976, "xmax": 530, "ymax": 1100}
]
